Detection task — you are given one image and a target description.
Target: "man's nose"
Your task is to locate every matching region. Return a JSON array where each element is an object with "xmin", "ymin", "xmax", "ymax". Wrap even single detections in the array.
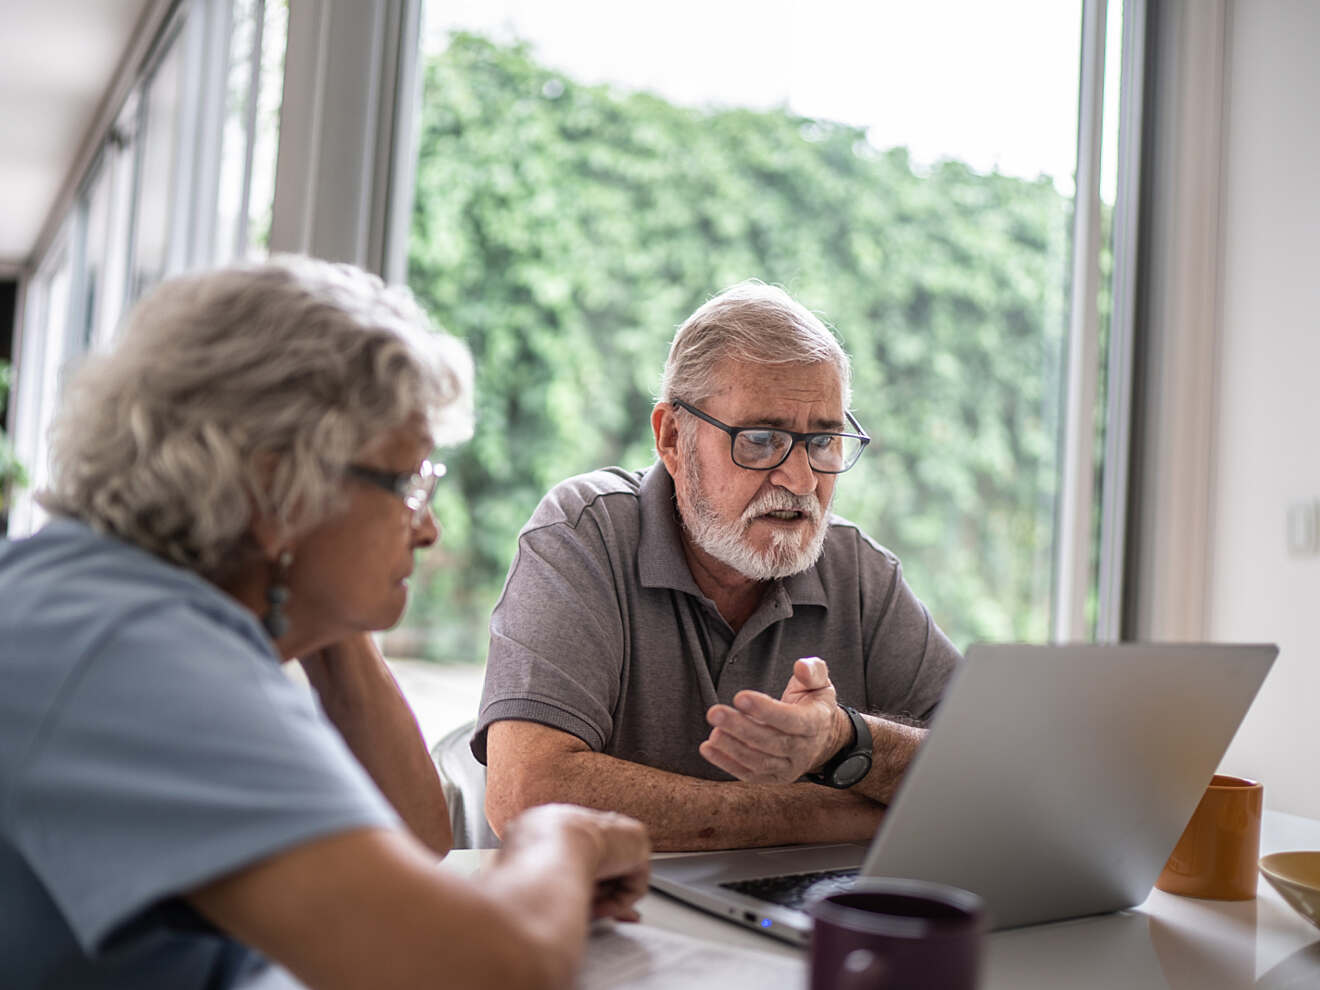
[{"xmin": 769, "ymin": 442, "xmax": 818, "ymax": 496}]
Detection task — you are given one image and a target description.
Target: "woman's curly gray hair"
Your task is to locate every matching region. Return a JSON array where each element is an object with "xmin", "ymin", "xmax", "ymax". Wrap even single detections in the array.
[{"xmin": 39, "ymin": 255, "xmax": 473, "ymax": 580}]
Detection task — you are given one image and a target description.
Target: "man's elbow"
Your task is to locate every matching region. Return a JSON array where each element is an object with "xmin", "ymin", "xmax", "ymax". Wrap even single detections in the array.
[
  {"xmin": 484, "ymin": 776, "xmax": 519, "ymax": 839},
  {"xmin": 485, "ymin": 762, "xmax": 560, "ymax": 837},
  {"xmin": 484, "ymin": 721, "xmax": 596, "ymax": 837}
]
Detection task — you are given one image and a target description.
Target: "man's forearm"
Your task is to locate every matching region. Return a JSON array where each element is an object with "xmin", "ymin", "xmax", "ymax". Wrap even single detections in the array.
[
  {"xmin": 849, "ymin": 714, "xmax": 927, "ymax": 805},
  {"xmin": 494, "ymin": 749, "xmax": 884, "ymax": 851}
]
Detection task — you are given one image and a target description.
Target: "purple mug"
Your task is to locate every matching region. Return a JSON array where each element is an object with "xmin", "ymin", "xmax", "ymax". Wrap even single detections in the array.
[{"xmin": 808, "ymin": 879, "xmax": 985, "ymax": 990}]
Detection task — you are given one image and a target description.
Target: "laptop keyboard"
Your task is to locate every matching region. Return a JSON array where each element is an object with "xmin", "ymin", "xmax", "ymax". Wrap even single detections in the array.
[{"xmin": 720, "ymin": 867, "xmax": 860, "ymax": 910}]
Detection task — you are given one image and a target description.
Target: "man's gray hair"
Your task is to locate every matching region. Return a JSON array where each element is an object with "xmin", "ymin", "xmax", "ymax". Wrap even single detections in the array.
[
  {"xmin": 39, "ymin": 255, "xmax": 473, "ymax": 580},
  {"xmin": 658, "ymin": 280, "xmax": 851, "ymax": 407}
]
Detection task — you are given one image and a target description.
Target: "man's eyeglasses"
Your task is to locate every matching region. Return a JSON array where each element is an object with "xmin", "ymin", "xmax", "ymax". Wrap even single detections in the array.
[
  {"xmin": 671, "ymin": 399, "xmax": 870, "ymax": 474},
  {"xmin": 346, "ymin": 460, "xmax": 446, "ymax": 524}
]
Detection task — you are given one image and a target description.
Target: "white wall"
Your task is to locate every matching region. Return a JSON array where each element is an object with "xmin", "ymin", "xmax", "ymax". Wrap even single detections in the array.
[{"xmin": 1211, "ymin": 0, "xmax": 1320, "ymax": 818}]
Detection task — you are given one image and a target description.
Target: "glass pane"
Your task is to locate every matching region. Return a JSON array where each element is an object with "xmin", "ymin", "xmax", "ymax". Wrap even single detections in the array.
[
  {"xmin": 248, "ymin": 0, "xmax": 288, "ymax": 255},
  {"xmin": 92, "ymin": 116, "xmax": 139, "ymax": 349},
  {"xmin": 129, "ymin": 26, "xmax": 187, "ymax": 301},
  {"xmin": 78, "ymin": 158, "xmax": 113, "ymax": 352},
  {"xmin": 216, "ymin": 0, "xmax": 288, "ymax": 262},
  {"xmin": 214, "ymin": 0, "xmax": 259, "ymax": 263},
  {"xmin": 7, "ymin": 241, "xmax": 73, "ymax": 534},
  {"xmin": 401, "ymin": 0, "xmax": 1090, "ymax": 662}
]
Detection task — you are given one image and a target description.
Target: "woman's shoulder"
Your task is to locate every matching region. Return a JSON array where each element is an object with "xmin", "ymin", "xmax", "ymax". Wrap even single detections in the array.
[
  {"xmin": 5, "ymin": 518, "xmax": 259, "ymax": 630},
  {"xmin": 1, "ymin": 519, "xmax": 277, "ymax": 694}
]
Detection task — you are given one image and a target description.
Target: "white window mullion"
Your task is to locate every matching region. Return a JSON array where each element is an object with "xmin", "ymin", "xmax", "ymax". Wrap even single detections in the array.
[
  {"xmin": 270, "ymin": 0, "xmax": 421, "ymax": 278},
  {"xmin": 1052, "ymin": 0, "xmax": 1109, "ymax": 643},
  {"xmin": 1094, "ymin": 0, "xmax": 1148, "ymax": 642}
]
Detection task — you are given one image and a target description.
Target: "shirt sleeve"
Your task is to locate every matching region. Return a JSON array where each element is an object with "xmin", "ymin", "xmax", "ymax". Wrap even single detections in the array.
[
  {"xmin": 865, "ymin": 558, "xmax": 962, "ymax": 722},
  {"xmin": 7, "ymin": 603, "xmax": 399, "ymax": 954},
  {"xmin": 473, "ymin": 513, "xmax": 627, "ymax": 763}
]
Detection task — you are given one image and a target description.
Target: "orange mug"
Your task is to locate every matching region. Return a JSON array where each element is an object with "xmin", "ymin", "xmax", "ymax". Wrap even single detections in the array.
[{"xmin": 1156, "ymin": 774, "xmax": 1263, "ymax": 900}]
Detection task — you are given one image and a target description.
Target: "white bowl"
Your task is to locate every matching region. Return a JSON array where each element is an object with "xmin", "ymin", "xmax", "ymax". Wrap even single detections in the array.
[{"xmin": 1260, "ymin": 851, "xmax": 1320, "ymax": 930}]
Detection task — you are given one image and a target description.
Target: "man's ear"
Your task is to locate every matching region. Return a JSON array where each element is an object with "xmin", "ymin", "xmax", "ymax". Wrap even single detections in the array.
[{"xmin": 653, "ymin": 403, "xmax": 681, "ymax": 476}]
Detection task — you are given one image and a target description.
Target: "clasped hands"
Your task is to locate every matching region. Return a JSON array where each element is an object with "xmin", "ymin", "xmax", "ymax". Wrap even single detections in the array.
[{"xmin": 699, "ymin": 657, "xmax": 851, "ymax": 784}]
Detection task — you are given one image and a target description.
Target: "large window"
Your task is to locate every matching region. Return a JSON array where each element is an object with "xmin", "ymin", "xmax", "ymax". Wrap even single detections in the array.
[
  {"xmin": 393, "ymin": 0, "xmax": 1125, "ymax": 661},
  {"xmin": 8, "ymin": 0, "xmax": 1132, "ymax": 664},
  {"xmin": 6, "ymin": 0, "xmax": 288, "ymax": 536}
]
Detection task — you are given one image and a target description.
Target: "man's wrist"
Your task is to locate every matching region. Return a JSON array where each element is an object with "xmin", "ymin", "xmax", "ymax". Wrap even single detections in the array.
[
  {"xmin": 807, "ymin": 706, "xmax": 874, "ymax": 789},
  {"xmin": 813, "ymin": 704, "xmax": 857, "ymax": 773}
]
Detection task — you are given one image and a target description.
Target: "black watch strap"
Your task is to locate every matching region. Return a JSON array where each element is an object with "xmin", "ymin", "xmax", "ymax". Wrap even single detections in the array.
[{"xmin": 807, "ymin": 705, "xmax": 873, "ymax": 789}]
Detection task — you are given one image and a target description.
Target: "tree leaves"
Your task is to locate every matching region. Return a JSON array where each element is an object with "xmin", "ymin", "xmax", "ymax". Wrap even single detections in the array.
[
  {"xmin": 397, "ymin": 32, "xmax": 1072, "ymax": 660},
  {"xmin": 0, "ymin": 359, "xmax": 27, "ymax": 517}
]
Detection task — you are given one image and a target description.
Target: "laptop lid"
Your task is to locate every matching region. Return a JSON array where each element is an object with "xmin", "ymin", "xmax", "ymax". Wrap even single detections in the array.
[
  {"xmin": 859, "ymin": 642, "xmax": 1277, "ymax": 928},
  {"xmin": 649, "ymin": 642, "xmax": 1276, "ymax": 941}
]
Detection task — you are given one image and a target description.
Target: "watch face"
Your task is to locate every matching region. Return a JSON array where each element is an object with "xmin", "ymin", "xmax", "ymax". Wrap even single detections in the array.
[{"xmin": 834, "ymin": 753, "xmax": 872, "ymax": 788}]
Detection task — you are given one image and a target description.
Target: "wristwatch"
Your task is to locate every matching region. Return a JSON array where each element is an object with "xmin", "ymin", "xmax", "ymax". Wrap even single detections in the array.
[{"xmin": 807, "ymin": 705, "xmax": 873, "ymax": 789}]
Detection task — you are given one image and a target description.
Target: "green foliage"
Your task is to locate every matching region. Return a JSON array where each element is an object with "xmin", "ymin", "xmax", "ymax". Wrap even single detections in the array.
[
  {"xmin": 400, "ymin": 33, "xmax": 1073, "ymax": 661},
  {"xmin": 0, "ymin": 359, "xmax": 27, "ymax": 516}
]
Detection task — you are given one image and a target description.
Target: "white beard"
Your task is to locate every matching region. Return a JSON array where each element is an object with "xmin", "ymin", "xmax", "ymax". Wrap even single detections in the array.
[{"xmin": 678, "ymin": 429, "xmax": 831, "ymax": 581}]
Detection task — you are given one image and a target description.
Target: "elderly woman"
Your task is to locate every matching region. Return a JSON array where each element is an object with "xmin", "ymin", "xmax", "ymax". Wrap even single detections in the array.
[{"xmin": 0, "ymin": 256, "xmax": 649, "ymax": 990}]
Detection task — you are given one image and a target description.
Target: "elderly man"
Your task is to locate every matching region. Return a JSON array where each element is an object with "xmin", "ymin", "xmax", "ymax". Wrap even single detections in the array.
[{"xmin": 475, "ymin": 281, "xmax": 961, "ymax": 850}]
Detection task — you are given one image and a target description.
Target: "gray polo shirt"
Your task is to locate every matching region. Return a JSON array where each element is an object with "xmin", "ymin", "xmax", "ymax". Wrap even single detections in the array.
[{"xmin": 474, "ymin": 465, "xmax": 961, "ymax": 778}]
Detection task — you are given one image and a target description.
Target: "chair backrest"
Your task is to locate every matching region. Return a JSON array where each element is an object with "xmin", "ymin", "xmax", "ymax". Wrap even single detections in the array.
[{"xmin": 431, "ymin": 720, "xmax": 500, "ymax": 849}]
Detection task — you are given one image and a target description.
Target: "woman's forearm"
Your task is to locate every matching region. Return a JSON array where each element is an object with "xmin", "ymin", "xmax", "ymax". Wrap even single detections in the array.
[{"xmin": 301, "ymin": 634, "xmax": 453, "ymax": 855}]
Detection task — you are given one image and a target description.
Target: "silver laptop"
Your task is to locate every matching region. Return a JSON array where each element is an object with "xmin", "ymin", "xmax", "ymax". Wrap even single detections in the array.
[{"xmin": 649, "ymin": 642, "xmax": 1277, "ymax": 945}]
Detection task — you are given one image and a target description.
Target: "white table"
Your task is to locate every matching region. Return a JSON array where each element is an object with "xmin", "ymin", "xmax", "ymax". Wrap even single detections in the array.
[{"xmin": 441, "ymin": 810, "xmax": 1320, "ymax": 989}]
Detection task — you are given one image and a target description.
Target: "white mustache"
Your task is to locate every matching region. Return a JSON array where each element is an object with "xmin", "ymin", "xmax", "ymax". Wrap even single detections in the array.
[{"xmin": 741, "ymin": 489, "xmax": 822, "ymax": 526}]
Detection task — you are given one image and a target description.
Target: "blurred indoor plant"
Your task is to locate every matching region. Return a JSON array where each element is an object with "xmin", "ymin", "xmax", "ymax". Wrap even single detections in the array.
[{"xmin": 0, "ymin": 359, "xmax": 27, "ymax": 521}]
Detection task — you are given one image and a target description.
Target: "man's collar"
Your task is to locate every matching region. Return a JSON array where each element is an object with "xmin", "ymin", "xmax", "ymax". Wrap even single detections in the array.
[
  {"xmin": 781, "ymin": 553, "xmax": 829, "ymax": 608},
  {"xmin": 637, "ymin": 463, "xmax": 830, "ymax": 609},
  {"xmin": 637, "ymin": 463, "xmax": 703, "ymax": 594}
]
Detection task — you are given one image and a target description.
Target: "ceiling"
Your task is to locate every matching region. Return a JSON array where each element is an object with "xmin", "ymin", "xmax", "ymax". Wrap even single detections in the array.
[{"xmin": 0, "ymin": 0, "xmax": 155, "ymax": 271}]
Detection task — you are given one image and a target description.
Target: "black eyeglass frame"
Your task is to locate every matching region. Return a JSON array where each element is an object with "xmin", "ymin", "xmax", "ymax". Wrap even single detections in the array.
[
  {"xmin": 346, "ymin": 460, "xmax": 446, "ymax": 523},
  {"xmin": 671, "ymin": 399, "xmax": 871, "ymax": 474}
]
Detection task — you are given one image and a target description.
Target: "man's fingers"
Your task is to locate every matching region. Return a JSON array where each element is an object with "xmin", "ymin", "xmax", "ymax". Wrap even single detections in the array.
[
  {"xmin": 794, "ymin": 656, "xmax": 830, "ymax": 688},
  {"xmin": 707, "ymin": 704, "xmax": 798, "ymax": 756},
  {"xmin": 701, "ymin": 728, "xmax": 796, "ymax": 782},
  {"xmin": 730, "ymin": 692, "xmax": 818, "ymax": 735},
  {"xmin": 698, "ymin": 738, "xmax": 757, "ymax": 780}
]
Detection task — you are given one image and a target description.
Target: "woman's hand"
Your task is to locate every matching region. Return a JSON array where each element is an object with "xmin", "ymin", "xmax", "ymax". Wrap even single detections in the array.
[{"xmin": 500, "ymin": 804, "xmax": 651, "ymax": 922}]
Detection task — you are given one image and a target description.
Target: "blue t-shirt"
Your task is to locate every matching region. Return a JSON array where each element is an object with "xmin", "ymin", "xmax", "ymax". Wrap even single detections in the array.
[{"xmin": 0, "ymin": 519, "xmax": 399, "ymax": 988}]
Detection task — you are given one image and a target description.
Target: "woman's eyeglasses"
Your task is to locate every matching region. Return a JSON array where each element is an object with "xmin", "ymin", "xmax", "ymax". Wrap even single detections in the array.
[{"xmin": 346, "ymin": 460, "xmax": 446, "ymax": 525}]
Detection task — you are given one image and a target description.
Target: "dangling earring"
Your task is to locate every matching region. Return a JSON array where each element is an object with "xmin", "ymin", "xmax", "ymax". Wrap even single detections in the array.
[{"xmin": 262, "ymin": 549, "xmax": 293, "ymax": 639}]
